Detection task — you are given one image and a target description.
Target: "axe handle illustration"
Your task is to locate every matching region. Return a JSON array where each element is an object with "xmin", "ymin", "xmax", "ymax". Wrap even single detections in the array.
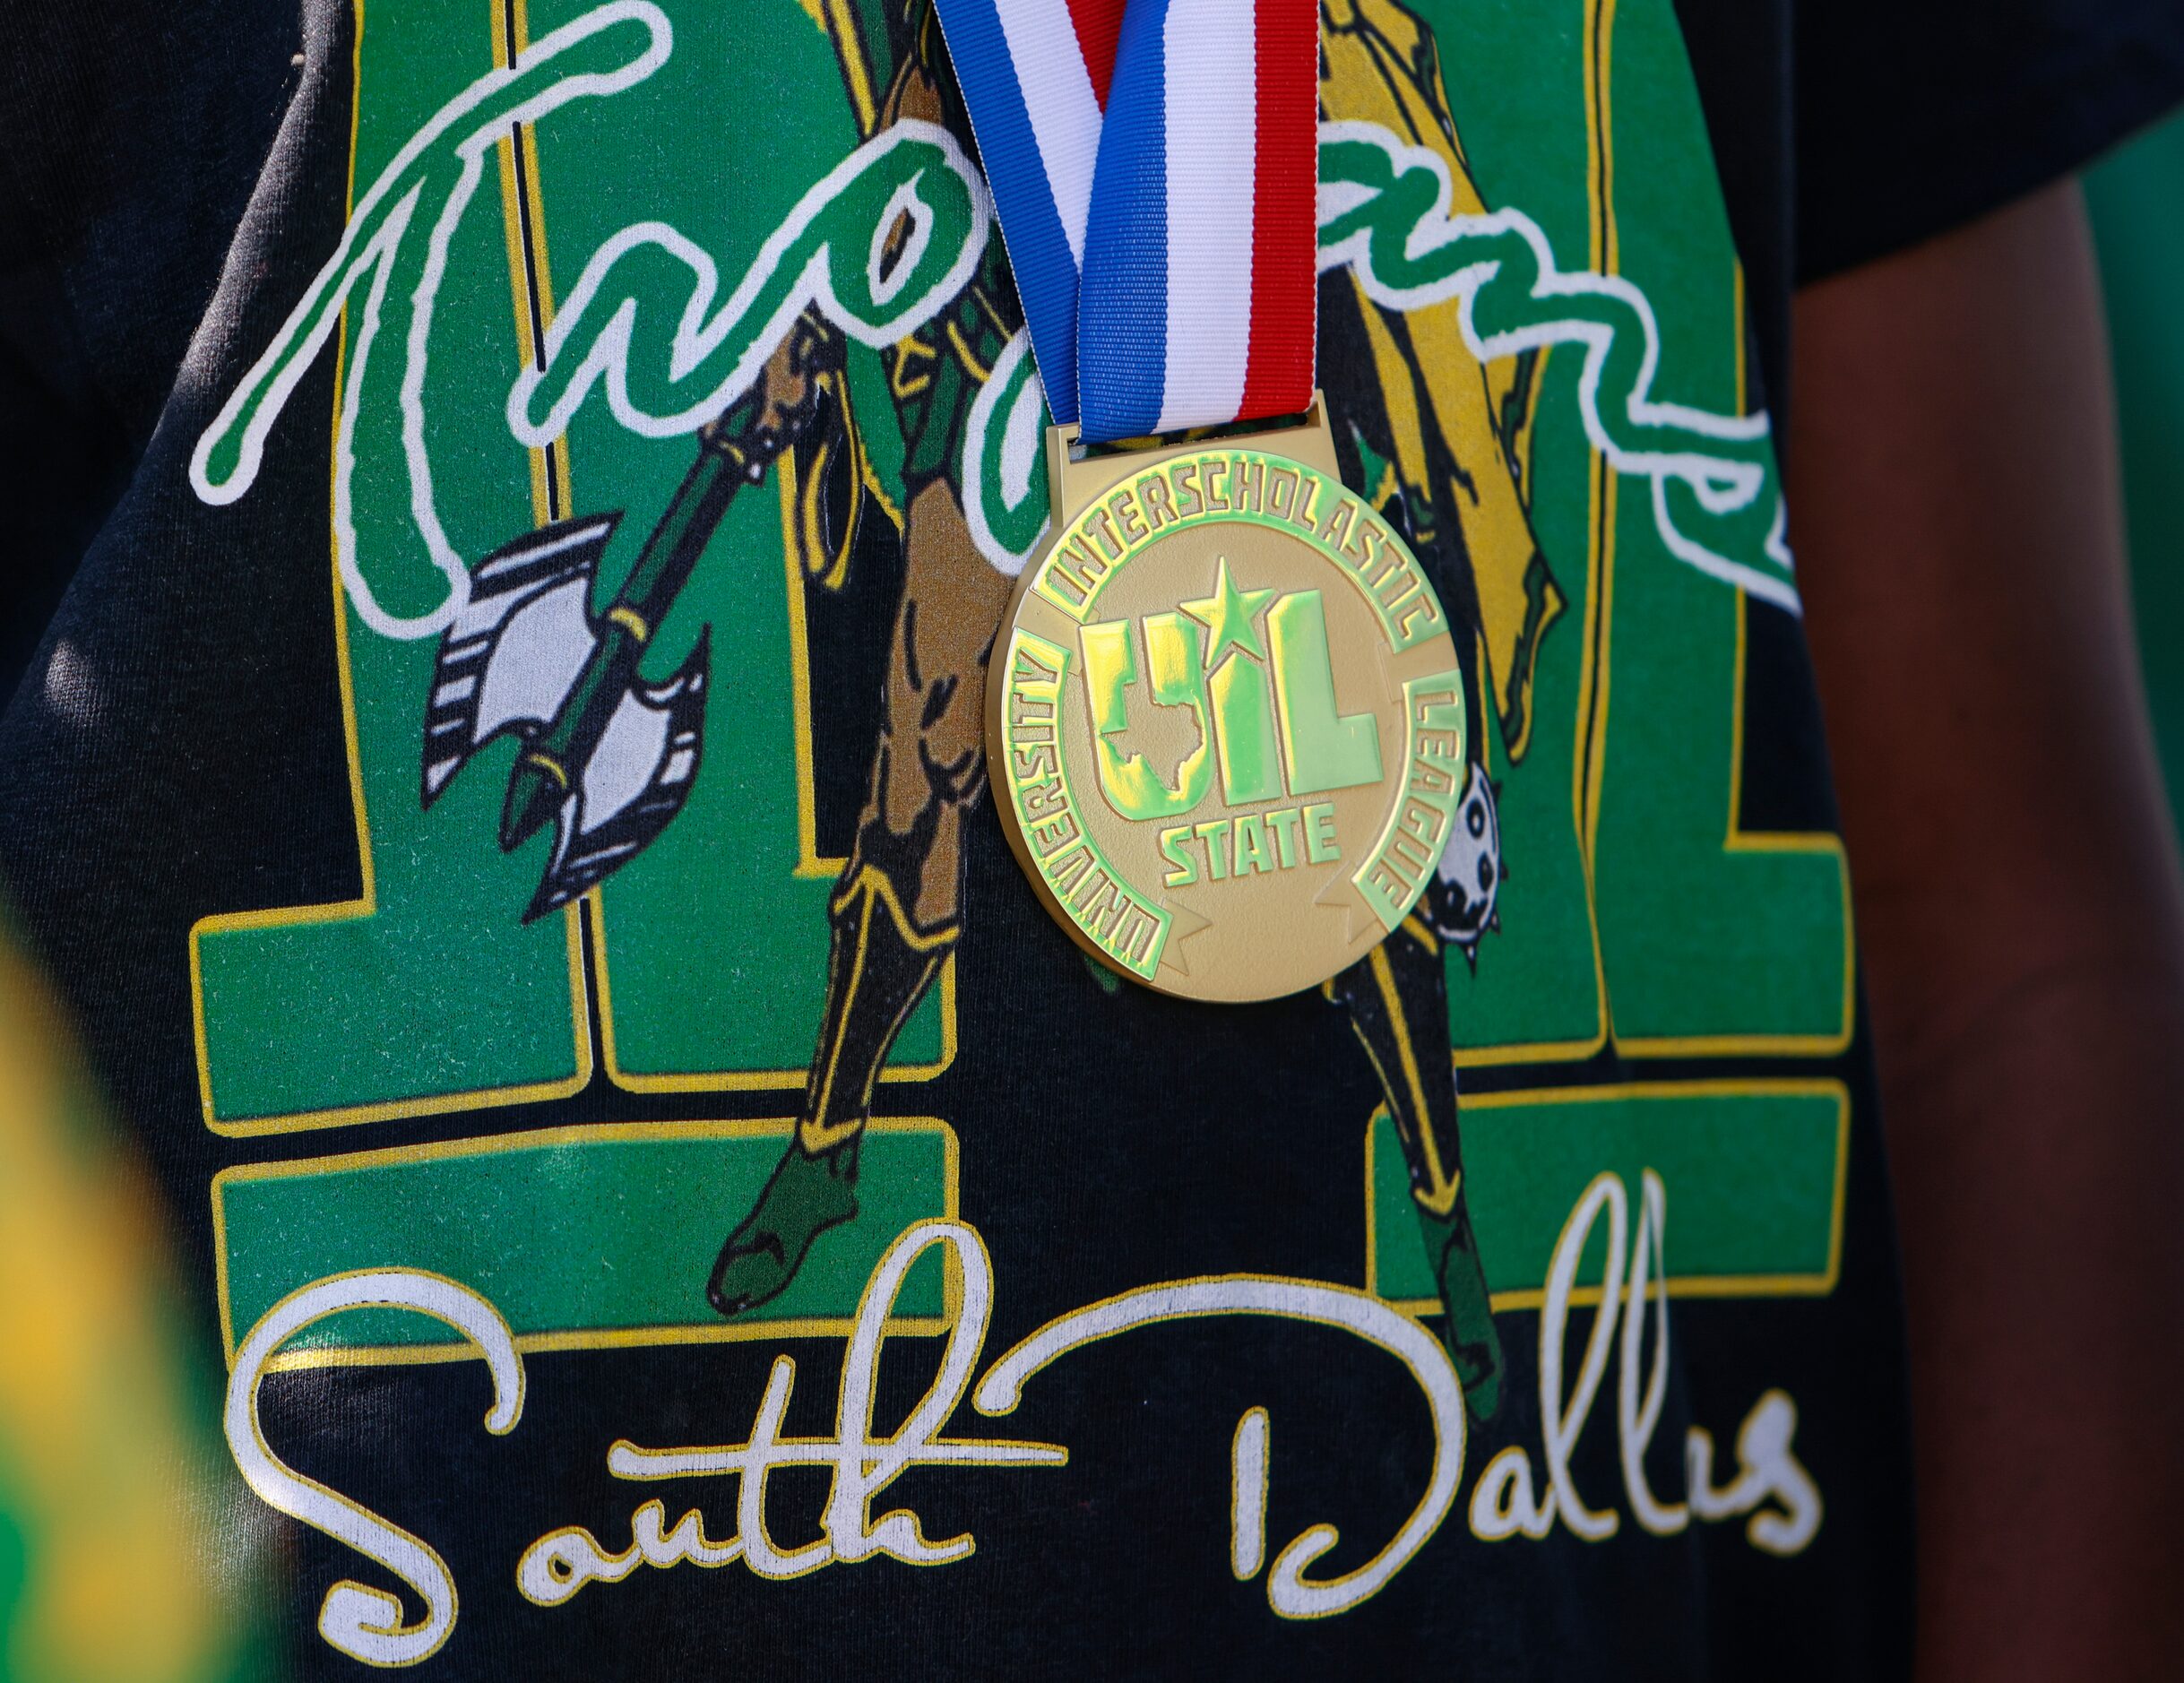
[{"xmin": 499, "ymin": 317, "xmax": 838, "ymax": 852}]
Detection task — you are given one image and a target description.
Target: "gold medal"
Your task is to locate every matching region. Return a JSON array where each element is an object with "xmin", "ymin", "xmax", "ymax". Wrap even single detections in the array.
[{"xmin": 988, "ymin": 398, "xmax": 1467, "ymax": 1002}]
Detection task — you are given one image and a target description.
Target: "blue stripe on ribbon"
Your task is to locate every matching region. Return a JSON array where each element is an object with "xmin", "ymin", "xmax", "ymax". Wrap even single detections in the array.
[
  {"xmin": 1077, "ymin": 0, "xmax": 1171, "ymax": 440},
  {"xmin": 932, "ymin": 0, "xmax": 1085, "ymax": 422}
]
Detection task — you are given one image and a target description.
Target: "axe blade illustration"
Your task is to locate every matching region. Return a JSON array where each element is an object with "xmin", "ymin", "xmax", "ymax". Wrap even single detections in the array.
[
  {"xmin": 419, "ymin": 504, "xmax": 717, "ymax": 921},
  {"xmin": 523, "ymin": 628, "xmax": 710, "ymax": 921},
  {"xmin": 420, "ymin": 510, "xmax": 624, "ymax": 811},
  {"xmin": 417, "ymin": 501, "xmax": 716, "ymax": 921},
  {"xmin": 419, "ymin": 306, "xmax": 846, "ymax": 919}
]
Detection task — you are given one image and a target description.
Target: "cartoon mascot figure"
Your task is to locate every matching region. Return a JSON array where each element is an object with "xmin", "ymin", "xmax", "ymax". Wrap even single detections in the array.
[{"xmin": 701, "ymin": 0, "xmax": 1561, "ymax": 1424}]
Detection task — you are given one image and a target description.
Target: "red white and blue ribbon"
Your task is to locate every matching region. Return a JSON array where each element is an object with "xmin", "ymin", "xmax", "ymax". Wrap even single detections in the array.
[{"xmin": 935, "ymin": 0, "xmax": 1318, "ymax": 441}]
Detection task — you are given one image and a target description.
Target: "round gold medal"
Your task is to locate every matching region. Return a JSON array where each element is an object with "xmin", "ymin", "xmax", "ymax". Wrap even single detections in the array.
[{"xmin": 988, "ymin": 400, "xmax": 1467, "ymax": 1002}]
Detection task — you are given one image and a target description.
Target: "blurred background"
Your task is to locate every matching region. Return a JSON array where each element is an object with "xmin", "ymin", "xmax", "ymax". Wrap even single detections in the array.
[{"xmin": 2089, "ymin": 104, "xmax": 2184, "ymax": 822}]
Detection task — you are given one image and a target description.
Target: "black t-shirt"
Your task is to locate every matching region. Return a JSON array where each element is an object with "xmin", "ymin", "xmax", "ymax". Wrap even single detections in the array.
[{"xmin": 0, "ymin": 0, "xmax": 2178, "ymax": 1675}]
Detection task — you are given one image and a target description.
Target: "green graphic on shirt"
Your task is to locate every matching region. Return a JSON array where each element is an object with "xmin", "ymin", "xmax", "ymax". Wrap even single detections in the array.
[
  {"xmin": 1584, "ymin": 0, "xmax": 1850, "ymax": 1050},
  {"xmin": 1368, "ymin": 1084, "xmax": 1847, "ymax": 1306},
  {"xmin": 189, "ymin": 0, "xmax": 954, "ymax": 1130},
  {"xmin": 215, "ymin": 1121, "xmax": 954, "ymax": 1360},
  {"xmin": 1340, "ymin": 0, "xmax": 1852, "ymax": 1059},
  {"xmin": 186, "ymin": 0, "xmax": 1858, "ymax": 1378}
]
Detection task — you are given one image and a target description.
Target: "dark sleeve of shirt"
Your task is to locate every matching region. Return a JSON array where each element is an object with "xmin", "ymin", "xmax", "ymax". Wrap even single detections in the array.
[
  {"xmin": 0, "ymin": 0, "xmax": 300, "ymax": 709},
  {"xmin": 1795, "ymin": 0, "xmax": 2184, "ymax": 282}
]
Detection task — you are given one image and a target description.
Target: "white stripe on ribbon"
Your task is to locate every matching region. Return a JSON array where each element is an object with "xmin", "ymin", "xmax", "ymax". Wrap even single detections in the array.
[
  {"xmin": 995, "ymin": 0, "xmax": 1106, "ymax": 264},
  {"xmin": 1158, "ymin": 0, "xmax": 1256, "ymax": 432}
]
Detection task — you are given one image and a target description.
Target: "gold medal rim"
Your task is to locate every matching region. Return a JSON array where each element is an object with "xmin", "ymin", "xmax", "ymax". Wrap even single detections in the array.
[{"xmin": 986, "ymin": 427, "xmax": 1460, "ymax": 1004}]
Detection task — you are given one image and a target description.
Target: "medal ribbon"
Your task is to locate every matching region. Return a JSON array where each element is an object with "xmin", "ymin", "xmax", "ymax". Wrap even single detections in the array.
[{"xmin": 935, "ymin": 0, "xmax": 1319, "ymax": 441}]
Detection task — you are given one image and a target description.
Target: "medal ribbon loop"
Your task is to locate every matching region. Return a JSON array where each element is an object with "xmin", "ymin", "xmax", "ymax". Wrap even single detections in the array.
[{"xmin": 934, "ymin": 0, "xmax": 1318, "ymax": 441}]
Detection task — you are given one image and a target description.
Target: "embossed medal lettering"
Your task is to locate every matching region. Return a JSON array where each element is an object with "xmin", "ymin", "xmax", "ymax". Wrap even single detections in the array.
[{"xmin": 988, "ymin": 401, "xmax": 1465, "ymax": 1001}]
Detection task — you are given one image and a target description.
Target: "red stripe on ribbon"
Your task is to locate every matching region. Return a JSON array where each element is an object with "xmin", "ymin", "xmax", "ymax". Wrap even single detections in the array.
[
  {"xmin": 1061, "ymin": 0, "xmax": 1127, "ymax": 107},
  {"xmin": 1238, "ymin": 0, "xmax": 1319, "ymax": 421}
]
